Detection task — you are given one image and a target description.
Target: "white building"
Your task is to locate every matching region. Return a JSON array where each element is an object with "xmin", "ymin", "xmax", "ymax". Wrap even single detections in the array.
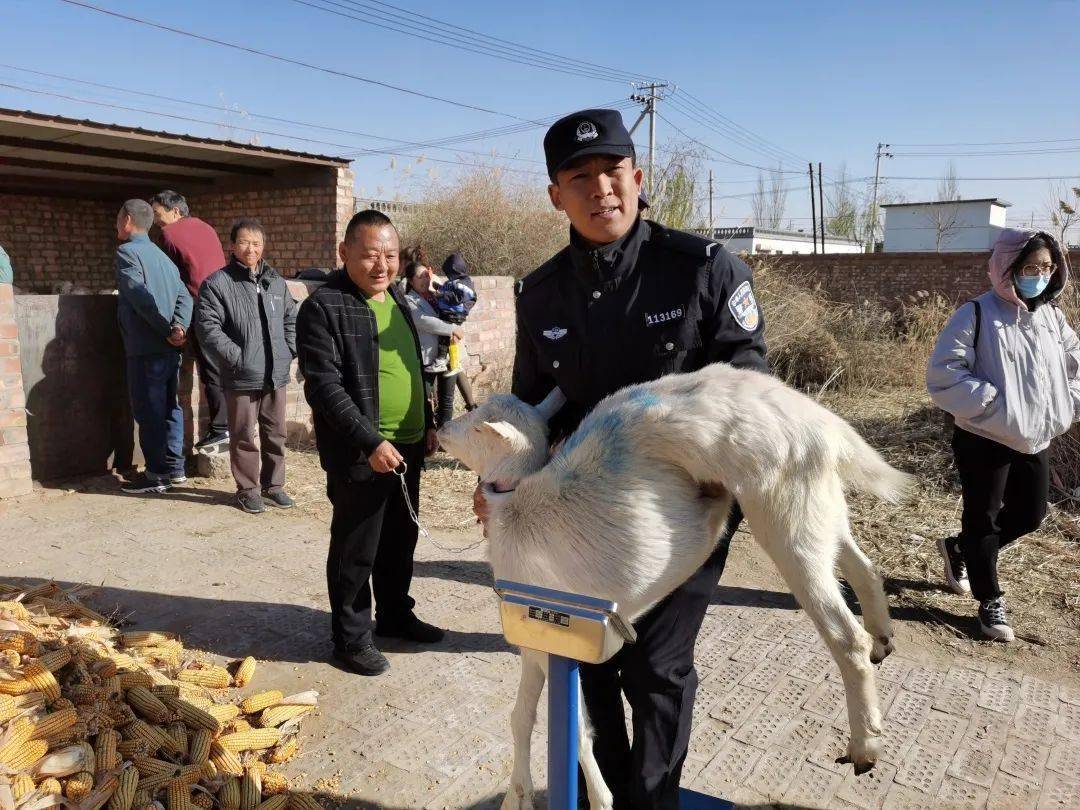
[
  {"xmin": 705, "ymin": 226, "xmax": 863, "ymax": 255},
  {"xmin": 882, "ymin": 198, "xmax": 1010, "ymax": 252}
]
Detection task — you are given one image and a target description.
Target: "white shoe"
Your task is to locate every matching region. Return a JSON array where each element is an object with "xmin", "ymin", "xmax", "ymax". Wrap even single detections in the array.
[
  {"xmin": 978, "ymin": 597, "xmax": 1015, "ymax": 642},
  {"xmin": 937, "ymin": 537, "xmax": 971, "ymax": 595}
]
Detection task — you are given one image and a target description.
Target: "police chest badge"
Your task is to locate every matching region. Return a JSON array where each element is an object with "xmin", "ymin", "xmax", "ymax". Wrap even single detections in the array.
[
  {"xmin": 727, "ymin": 281, "xmax": 760, "ymax": 332},
  {"xmin": 543, "ymin": 327, "xmax": 568, "ymax": 341},
  {"xmin": 575, "ymin": 121, "xmax": 599, "ymax": 142}
]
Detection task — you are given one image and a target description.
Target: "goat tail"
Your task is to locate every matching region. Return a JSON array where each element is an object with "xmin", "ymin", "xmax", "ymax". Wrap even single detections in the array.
[{"xmin": 835, "ymin": 418, "xmax": 913, "ymax": 503}]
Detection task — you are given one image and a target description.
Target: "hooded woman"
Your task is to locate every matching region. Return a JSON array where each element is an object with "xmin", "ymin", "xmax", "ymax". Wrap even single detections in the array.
[{"xmin": 927, "ymin": 228, "xmax": 1080, "ymax": 641}]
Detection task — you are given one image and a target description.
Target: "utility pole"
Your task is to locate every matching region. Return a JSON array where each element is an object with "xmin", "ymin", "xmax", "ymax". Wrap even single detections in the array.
[
  {"xmin": 809, "ymin": 162, "xmax": 818, "ymax": 254},
  {"xmin": 708, "ymin": 170, "xmax": 714, "ymax": 235},
  {"xmin": 868, "ymin": 142, "xmax": 892, "ymax": 252},
  {"xmin": 629, "ymin": 82, "xmax": 670, "ymax": 198},
  {"xmin": 818, "ymin": 162, "xmax": 825, "ymax": 251}
]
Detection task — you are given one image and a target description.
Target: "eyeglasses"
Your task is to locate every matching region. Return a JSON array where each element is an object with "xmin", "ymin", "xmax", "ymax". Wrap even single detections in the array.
[{"xmin": 1017, "ymin": 262, "xmax": 1057, "ymax": 278}]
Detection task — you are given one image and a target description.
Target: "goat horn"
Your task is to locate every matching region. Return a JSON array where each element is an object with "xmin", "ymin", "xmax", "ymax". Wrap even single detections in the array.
[{"xmin": 535, "ymin": 388, "xmax": 567, "ymax": 421}]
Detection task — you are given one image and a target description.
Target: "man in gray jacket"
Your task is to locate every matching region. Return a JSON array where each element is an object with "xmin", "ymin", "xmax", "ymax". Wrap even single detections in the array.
[
  {"xmin": 115, "ymin": 200, "xmax": 193, "ymax": 495},
  {"xmin": 196, "ymin": 218, "xmax": 297, "ymax": 514}
]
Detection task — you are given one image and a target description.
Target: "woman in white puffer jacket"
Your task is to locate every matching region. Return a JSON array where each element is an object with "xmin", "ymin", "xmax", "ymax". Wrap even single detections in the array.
[{"xmin": 927, "ymin": 228, "xmax": 1080, "ymax": 642}]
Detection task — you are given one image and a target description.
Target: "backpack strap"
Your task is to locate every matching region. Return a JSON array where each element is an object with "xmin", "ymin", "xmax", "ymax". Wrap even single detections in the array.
[{"xmin": 972, "ymin": 299, "xmax": 981, "ymax": 349}]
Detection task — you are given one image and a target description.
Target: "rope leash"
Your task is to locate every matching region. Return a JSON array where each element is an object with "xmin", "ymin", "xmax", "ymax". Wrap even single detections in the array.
[{"xmin": 395, "ymin": 462, "xmax": 485, "ymax": 555}]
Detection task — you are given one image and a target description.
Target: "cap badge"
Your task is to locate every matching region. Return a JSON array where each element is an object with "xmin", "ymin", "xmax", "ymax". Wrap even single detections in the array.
[{"xmin": 575, "ymin": 120, "xmax": 599, "ymax": 142}]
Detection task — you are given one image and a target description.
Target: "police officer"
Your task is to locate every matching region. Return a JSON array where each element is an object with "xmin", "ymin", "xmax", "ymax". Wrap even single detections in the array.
[{"xmin": 477, "ymin": 108, "xmax": 768, "ymax": 808}]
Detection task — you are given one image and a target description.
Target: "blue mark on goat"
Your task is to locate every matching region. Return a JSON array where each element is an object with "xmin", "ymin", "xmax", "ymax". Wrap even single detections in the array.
[{"xmin": 625, "ymin": 388, "xmax": 661, "ymax": 412}]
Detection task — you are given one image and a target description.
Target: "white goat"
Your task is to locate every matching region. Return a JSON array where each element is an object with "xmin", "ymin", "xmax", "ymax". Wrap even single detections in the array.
[{"xmin": 436, "ymin": 362, "xmax": 909, "ymax": 810}]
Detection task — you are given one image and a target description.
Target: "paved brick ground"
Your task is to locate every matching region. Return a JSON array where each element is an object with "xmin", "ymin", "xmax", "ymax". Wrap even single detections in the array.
[{"xmin": 2, "ymin": 474, "xmax": 1078, "ymax": 809}]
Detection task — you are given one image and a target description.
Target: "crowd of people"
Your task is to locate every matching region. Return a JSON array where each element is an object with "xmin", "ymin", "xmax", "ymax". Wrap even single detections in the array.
[{"xmin": 76, "ymin": 106, "xmax": 1080, "ymax": 808}]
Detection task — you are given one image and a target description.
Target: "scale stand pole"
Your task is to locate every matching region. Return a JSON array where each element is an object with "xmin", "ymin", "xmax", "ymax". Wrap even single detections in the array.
[{"xmin": 548, "ymin": 654, "xmax": 579, "ymax": 810}]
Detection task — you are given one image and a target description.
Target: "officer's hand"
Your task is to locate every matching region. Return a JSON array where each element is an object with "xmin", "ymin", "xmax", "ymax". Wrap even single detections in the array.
[
  {"xmin": 450, "ymin": 328, "xmax": 464, "ymax": 343},
  {"xmin": 368, "ymin": 440, "xmax": 404, "ymax": 474},
  {"xmin": 167, "ymin": 325, "xmax": 186, "ymax": 347},
  {"xmin": 472, "ymin": 483, "xmax": 489, "ymax": 536},
  {"xmin": 424, "ymin": 428, "xmax": 439, "ymax": 457}
]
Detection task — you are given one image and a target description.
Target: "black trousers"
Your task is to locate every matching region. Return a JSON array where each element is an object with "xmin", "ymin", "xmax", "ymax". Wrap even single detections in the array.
[
  {"xmin": 190, "ymin": 333, "xmax": 228, "ymax": 438},
  {"xmin": 580, "ymin": 508, "xmax": 740, "ymax": 810},
  {"xmin": 325, "ymin": 440, "xmax": 424, "ymax": 649},
  {"xmin": 952, "ymin": 427, "xmax": 1049, "ymax": 602},
  {"xmin": 423, "ymin": 371, "xmax": 456, "ymax": 428}
]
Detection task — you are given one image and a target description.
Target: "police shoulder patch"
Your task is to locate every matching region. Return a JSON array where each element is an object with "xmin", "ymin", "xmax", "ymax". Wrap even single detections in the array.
[{"xmin": 727, "ymin": 280, "xmax": 760, "ymax": 332}]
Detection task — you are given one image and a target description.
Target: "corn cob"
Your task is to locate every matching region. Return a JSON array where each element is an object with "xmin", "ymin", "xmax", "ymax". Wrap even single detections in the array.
[
  {"xmin": 118, "ymin": 672, "xmax": 154, "ymax": 690},
  {"xmin": 12, "ymin": 692, "xmax": 44, "ymax": 710},
  {"xmin": 207, "ymin": 704, "xmax": 240, "ymax": 724},
  {"xmin": 132, "ymin": 758, "xmax": 179, "ymax": 779},
  {"xmin": 166, "ymin": 723, "xmax": 188, "ymax": 757},
  {"xmin": 127, "ymin": 687, "xmax": 171, "ymax": 724},
  {"xmin": 1, "ymin": 650, "xmax": 21, "ymax": 669},
  {"xmin": 239, "ymin": 767, "xmax": 260, "ymax": 810},
  {"xmin": 150, "ymin": 685, "xmax": 180, "ymax": 700},
  {"xmin": 29, "ymin": 706, "xmax": 78, "ymax": 740},
  {"xmin": 218, "ymin": 777, "xmax": 241, "ymax": 810},
  {"xmin": 0, "ymin": 694, "xmax": 17, "ymax": 722},
  {"xmin": 265, "ymin": 737, "xmax": 297, "ymax": 765},
  {"xmin": 38, "ymin": 648, "xmax": 73, "ymax": 673},
  {"xmin": 82, "ymin": 771, "xmax": 120, "ymax": 810},
  {"xmin": 0, "ymin": 631, "xmax": 36, "ymax": 654},
  {"xmin": 288, "ymin": 795, "xmax": 322, "ymax": 810},
  {"xmin": 11, "ymin": 773, "xmax": 35, "ymax": 800},
  {"xmin": 159, "ymin": 696, "xmax": 220, "ymax": 736},
  {"xmin": 136, "ymin": 772, "xmax": 180, "ymax": 794},
  {"xmin": 131, "ymin": 790, "xmax": 152, "ymax": 808},
  {"xmin": 39, "ymin": 777, "xmax": 63, "ymax": 795},
  {"xmin": 166, "ymin": 779, "xmax": 190, "ymax": 810},
  {"xmin": 50, "ymin": 698, "xmax": 74, "ymax": 711},
  {"xmin": 190, "ymin": 793, "xmax": 213, "ymax": 810},
  {"xmin": 70, "ymin": 685, "xmax": 107, "ymax": 705},
  {"xmin": 119, "ymin": 633, "xmax": 177, "ymax": 649},
  {"xmin": 232, "ymin": 658, "xmax": 256, "ymax": 689},
  {"xmin": 259, "ymin": 772, "xmax": 289, "ymax": 796},
  {"xmin": 176, "ymin": 666, "xmax": 229, "ymax": 690},
  {"xmin": 42, "ymin": 720, "xmax": 89, "ymax": 750},
  {"xmin": 24, "ymin": 663, "xmax": 61, "ymax": 702},
  {"xmin": 187, "ymin": 730, "xmax": 212, "ymax": 764},
  {"xmin": 255, "ymin": 796, "xmax": 288, "ymax": 810},
  {"xmin": 239, "ymin": 692, "xmax": 282, "ymax": 716},
  {"xmin": 258, "ymin": 705, "xmax": 313, "ymax": 729},
  {"xmin": 95, "ymin": 729, "xmax": 120, "ymax": 773},
  {"xmin": 209, "ymin": 743, "xmax": 243, "ymax": 777},
  {"xmin": 178, "ymin": 763, "xmax": 214, "ymax": 786},
  {"xmin": 2, "ymin": 738, "xmax": 47, "ymax": 771},
  {"xmin": 117, "ymin": 739, "xmax": 152, "ymax": 759},
  {"xmin": 0, "ymin": 601, "xmax": 31, "ymax": 620},
  {"xmin": 0, "ymin": 717, "xmax": 33, "ymax": 763},
  {"xmin": 226, "ymin": 719, "xmax": 251, "ymax": 734},
  {"xmin": 0, "ymin": 673, "xmax": 32, "ymax": 696},
  {"xmin": 109, "ymin": 702, "xmax": 137, "ymax": 729},
  {"xmin": 66, "ymin": 771, "xmax": 96, "ymax": 801},
  {"xmin": 218, "ymin": 729, "xmax": 280, "ymax": 753},
  {"xmin": 126, "ymin": 720, "xmax": 182, "ymax": 756},
  {"xmin": 103, "ymin": 676, "xmax": 122, "ymax": 699}
]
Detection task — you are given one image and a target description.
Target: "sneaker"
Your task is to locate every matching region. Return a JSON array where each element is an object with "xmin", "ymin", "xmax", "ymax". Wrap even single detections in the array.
[
  {"xmin": 332, "ymin": 644, "xmax": 390, "ymax": 676},
  {"xmin": 170, "ymin": 473, "xmax": 188, "ymax": 485},
  {"xmin": 121, "ymin": 474, "xmax": 170, "ymax": 494},
  {"xmin": 978, "ymin": 597, "xmax": 1015, "ymax": 642},
  {"xmin": 237, "ymin": 492, "xmax": 266, "ymax": 514},
  {"xmin": 375, "ymin": 614, "xmax": 446, "ymax": 644},
  {"xmin": 262, "ymin": 489, "xmax": 295, "ymax": 509},
  {"xmin": 195, "ymin": 432, "xmax": 230, "ymax": 452},
  {"xmin": 937, "ymin": 537, "xmax": 970, "ymax": 595}
]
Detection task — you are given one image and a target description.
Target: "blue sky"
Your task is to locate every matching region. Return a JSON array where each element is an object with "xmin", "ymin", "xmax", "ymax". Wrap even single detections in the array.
[{"xmin": 4, "ymin": 0, "xmax": 1080, "ymax": 233}]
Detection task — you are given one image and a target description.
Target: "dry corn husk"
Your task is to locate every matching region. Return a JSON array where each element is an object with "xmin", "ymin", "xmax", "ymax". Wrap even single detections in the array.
[{"xmin": 33, "ymin": 744, "xmax": 90, "ymax": 777}]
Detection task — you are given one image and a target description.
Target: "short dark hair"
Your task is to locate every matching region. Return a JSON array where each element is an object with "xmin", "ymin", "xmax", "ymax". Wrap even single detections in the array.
[
  {"xmin": 148, "ymin": 190, "xmax": 189, "ymax": 217},
  {"xmin": 400, "ymin": 244, "xmax": 429, "ymax": 268},
  {"xmin": 344, "ymin": 209, "xmax": 395, "ymax": 243},
  {"xmin": 121, "ymin": 199, "xmax": 155, "ymax": 231},
  {"xmin": 1010, "ymin": 234, "xmax": 1053, "ymax": 273},
  {"xmin": 230, "ymin": 218, "xmax": 266, "ymax": 243}
]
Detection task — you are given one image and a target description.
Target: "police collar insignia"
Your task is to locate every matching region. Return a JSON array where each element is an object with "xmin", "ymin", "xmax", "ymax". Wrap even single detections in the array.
[
  {"xmin": 727, "ymin": 280, "xmax": 760, "ymax": 332},
  {"xmin": 575, "ymin": 120, "xmax": 599, "ymax": 142},
  {"xmin": 542, "ymin": 327, "xmax": 568, "ymax": 340}
]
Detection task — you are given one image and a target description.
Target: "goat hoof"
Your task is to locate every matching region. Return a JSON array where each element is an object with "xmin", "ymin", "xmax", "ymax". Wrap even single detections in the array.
[
  {"xmin": 841, "ymin": 735, "xmax": 881, "ymax": 774},
  {"xmin": 870, "ymin": 635, "xmax": 895, "ymax": 664},
  {"xmin": 500, "ymin": 785, "xmax": 533, "ymax": 810}
]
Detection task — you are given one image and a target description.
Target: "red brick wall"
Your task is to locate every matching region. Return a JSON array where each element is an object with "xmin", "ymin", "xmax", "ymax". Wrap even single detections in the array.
[
  {"xmin": 0, "ymin": 194, "xmax": 118, "ymax": 293},
  {"xmin": 768, "ymin": 250, "xmax": 1080, "ymax": 307},
  {"xmin": 460, "ymin": 276, "xmax": 516, "ymax": 388},
  {"xmin": 0, "ymin": 284, "xmax": 31, "ymax": 497}
]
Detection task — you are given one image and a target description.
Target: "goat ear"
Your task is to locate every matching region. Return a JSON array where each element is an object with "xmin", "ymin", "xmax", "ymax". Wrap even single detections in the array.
[
  {"xmin": 481, "ymin": 421, "xmax": 519, "ymax": 444},
  {"xmin": 535, "ymin": 388, "xmax": 567, "ymax": 421}
]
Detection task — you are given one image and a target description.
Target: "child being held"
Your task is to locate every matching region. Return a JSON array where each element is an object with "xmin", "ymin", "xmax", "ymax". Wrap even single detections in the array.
[{"xmin": 434, "ymin": 252, "xmax": 477, "ymax": 375}]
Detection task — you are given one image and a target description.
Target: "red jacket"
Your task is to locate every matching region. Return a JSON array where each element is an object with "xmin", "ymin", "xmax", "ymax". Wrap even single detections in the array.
[{"xmin": 160, "ymin": 217, "xmax": 227, "ymax": 298}]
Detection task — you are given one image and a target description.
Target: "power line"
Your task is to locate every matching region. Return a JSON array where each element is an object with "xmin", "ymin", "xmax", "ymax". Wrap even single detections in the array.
[
  {"xmin": 54, "ymin": 0, "xmax": 542, "ymax": 123},
  {"xmin": 674, "ymin": 88, "xmax": 807, "ymax": 165},
  {"xmin": 884, "ymin": 174, "xmax": 1080, "ymax": 182},
  {"xmin": 893, "ymin": 148, "xmax": 1080, "ymax": 158},
  {"xmin": 893, "ymin": 137, "xmax": 1080, "ymax": 147},
  {"xmin": 664, "ymin": 93, "xmax": 802, "ymax": 170},
  {"xmin": 0, "ymin": 81, "xmax": 549, "ymax": 176},
  {"xmin": 654, "ymin": 110, "xmax": 804, "ymax": 174}
]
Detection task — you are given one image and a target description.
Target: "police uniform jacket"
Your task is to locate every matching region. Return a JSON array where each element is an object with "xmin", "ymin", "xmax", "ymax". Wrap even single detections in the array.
[{"xmin": 512, "ymin": 217, "xmax": 768, "ymax": 438}]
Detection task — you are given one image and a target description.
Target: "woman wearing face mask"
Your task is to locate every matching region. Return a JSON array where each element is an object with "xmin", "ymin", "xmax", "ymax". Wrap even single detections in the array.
[{"xmin": 927, "ymin": 229, "xmax": 1080, "ymax": 641}]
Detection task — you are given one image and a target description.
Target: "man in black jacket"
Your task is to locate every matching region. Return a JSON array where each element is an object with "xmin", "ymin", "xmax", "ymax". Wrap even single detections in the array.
[
  {"xmin": 477, "ymin": 109, "xmax": 768, "ymax": 808},
  {"xmin": 297, "ymin": 209, "xmax": 442, "ymax": 677}
]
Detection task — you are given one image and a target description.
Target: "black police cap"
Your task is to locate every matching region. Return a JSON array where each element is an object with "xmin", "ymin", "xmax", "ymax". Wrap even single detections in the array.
[{"xmin": 543, "ymin": 108, "xmax": 636, "ymax": 181}]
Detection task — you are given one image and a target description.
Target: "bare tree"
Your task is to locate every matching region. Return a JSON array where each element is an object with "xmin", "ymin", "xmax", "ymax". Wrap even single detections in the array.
[
  {"xmin": 924, "ymin": 162, "xmax": 962, "ymax": 251},
  {"xmin": 751, "ymin": 166, "xmax": 787, "ymax": 229},
  {"xmin": 1048, "ymin": 184, "xmax": 1080, "ymax": 247},
  {"xmin": 825, "ymin": 163, "xmax": 860, "ymax": 241},
  {"xmin": 648, "ymin": 141, "xmax": 705, "ymax": 230}
]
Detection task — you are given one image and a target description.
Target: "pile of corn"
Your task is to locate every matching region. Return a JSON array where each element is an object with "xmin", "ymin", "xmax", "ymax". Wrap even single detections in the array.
[{"xmin": 0, "ymin": 583, "xmax": 320, "ymax": 810}]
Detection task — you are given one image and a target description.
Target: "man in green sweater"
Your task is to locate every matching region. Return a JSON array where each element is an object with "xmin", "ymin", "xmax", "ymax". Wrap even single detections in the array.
[{"xmin": 297, "ymin": 209, "xmax": 441, "ymax": 677}]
